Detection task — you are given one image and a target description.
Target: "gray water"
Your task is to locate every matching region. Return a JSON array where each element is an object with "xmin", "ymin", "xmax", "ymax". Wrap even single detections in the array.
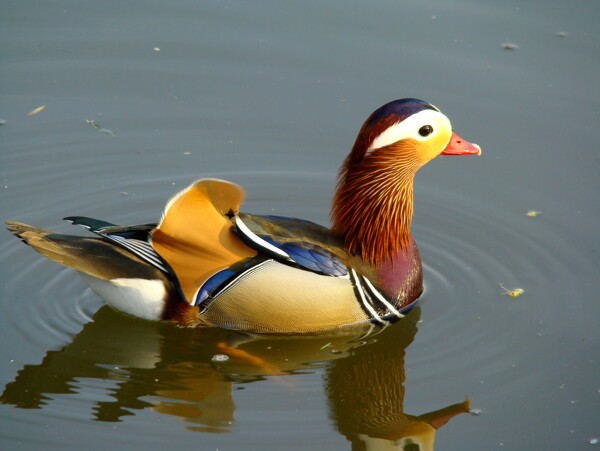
[{"xmin": 1, "ymin": 1, "xmax": 599, "ymax": 449}]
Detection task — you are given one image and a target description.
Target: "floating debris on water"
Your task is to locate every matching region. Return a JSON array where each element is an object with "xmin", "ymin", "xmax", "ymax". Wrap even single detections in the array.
[
  {"xmin": 85, "ymin": 119, "xmax": 115, "ymax": 136},
  {"xmin": 28, "ymin": 105, "xmax": 46, "ymax": 116},
  {"xmin": 499, "ymin": 284, "xmax": 524, "ymax": 298},
  {"xmin": 526, "ymin": 210, "xmax": 542, "ymax": 217},
  {"xmin": 501, "ymin": 42, "xmax": 518, "ymax": 50},
  {"xmin": 153, "ymin": 47, "xmax": 161, "ymax": 52},
  {"xmin": 556, "ymin": 31, "xmax": 569, "ymax": 37},
  {"xmin": 0, "ymin": 119, "xmax": 5, "ymax": 126},
  {"xmin": 469, "ymin": 408, "xmax": 482, "ymax": 416},
  {"xmin": 590, "ymin": 437, "xmax": 598, "ymax": 445},
  {"xmin": 211, "ymin": 354, "xmax": 229, "ymax": 362}
]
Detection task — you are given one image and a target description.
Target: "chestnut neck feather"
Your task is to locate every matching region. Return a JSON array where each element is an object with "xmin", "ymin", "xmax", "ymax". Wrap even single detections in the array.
[{"xmin": 331, "ymin": 141, "xmax": 421, "ymax": 267}]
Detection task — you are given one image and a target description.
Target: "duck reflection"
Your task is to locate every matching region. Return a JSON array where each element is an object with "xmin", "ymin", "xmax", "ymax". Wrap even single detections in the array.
[
  {"xmin": 1, "ymin": 306, "xmax": 469, "ymax": 447},
  {"xmin": 325, "ymin": 309, "xmax": 470, "ymax": 450}
]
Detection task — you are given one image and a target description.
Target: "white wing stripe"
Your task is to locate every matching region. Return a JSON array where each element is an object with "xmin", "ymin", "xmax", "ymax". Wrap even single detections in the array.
[
  {"xmin": 106, "ymin": 235, "xmax": 168, "ymax": 272},
  {"xmin": 234, "ymin": 215, "xmax": 293, "ymax": 261}
]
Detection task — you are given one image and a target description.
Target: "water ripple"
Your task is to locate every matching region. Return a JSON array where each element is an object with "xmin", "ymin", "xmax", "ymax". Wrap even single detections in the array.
[
  {"xmin": 407, "ymin": 185, "xmax": 589, "ymax": 395},
  {"xmin": 2, "ymin": 168, "xmax": 593, "ymax": 427}
]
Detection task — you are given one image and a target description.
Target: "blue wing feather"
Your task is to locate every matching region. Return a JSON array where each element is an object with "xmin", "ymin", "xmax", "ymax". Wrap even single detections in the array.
[
  {"xmin": 234, "ymin": 214, "xmax": 349, "ymax": 277},
  {"xmin": 279, "ymin": 242, "xmax": 347, "ymax": 276}
]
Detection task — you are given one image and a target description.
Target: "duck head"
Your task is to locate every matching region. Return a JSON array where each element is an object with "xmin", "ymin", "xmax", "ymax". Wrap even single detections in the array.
[{"xmin": 331, "ymin": 98, "xmax": 480, "ymax": 266}]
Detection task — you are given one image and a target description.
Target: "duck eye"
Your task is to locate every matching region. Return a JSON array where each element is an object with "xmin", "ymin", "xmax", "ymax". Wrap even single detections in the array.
[{"xmin": 419, "ymin": 125, "xmax": 434, "ymax": 137}]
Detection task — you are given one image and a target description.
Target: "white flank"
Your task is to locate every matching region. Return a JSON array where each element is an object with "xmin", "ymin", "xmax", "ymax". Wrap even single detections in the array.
[
  {"xmin": 367, "ymin": 109, "xmax": 451, "ymax": 154},
  {"xmin": 80, "ymin": 274, "xmax": 166, "ymax": 320}
]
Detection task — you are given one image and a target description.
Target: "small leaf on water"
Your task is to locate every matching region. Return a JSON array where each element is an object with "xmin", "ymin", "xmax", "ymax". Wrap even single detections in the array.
[
  {"xmin": 85, "ymin": 119, "xmax": 101, "ymax": 130},
  {"xmin": 499, "ymin": 284, "xmax": 524, "ymax": 298},
  {"xmin": 99, "ymin": 128, "xmax": 115, "ymax": 136},
  {"xmin": 526, "ymin": 210, "xmax": 541, "ymax": 217},
  {"xmin": 85, "ymin": 119, "xmax": 115, "ymax": 136},
  {"xmin": 28, "ymin": 105, "xmax": 46, "ymax": 116}
]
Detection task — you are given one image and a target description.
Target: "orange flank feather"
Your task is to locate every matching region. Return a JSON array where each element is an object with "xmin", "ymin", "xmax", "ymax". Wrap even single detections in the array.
[{"xmin": 151, "ymin": 179, "xmax": 257, "ymax": 302}]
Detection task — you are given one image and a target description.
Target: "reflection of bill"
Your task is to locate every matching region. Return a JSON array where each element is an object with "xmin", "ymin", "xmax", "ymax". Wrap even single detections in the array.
[{"xmin": 1, "ymin": 306, "xmax": 468, "ymax": 446}]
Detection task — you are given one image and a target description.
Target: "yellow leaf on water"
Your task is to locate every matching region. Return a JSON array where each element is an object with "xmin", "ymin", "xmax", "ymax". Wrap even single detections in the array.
[
  {"xmin": 27, "ymin": 105, "xmax": 46, "ymax": 116},
  {"xmin": 499, "ymin": 284, "xmax": 524, "ymax": 298},
  {"xmin": 526, "ymin": 210, "xmax": 541, "ymax": 217}
]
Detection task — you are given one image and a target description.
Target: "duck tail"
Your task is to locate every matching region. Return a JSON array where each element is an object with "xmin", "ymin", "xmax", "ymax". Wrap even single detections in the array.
[
  {"xmin": 5, "ymin": 221, "xmax": 205, "ymax": 325},
  {"xmin": 5, "ymin": 221, "xmax": 160, "ymax": 281},
  {"xmin": 6, "ymin": 221, "xmax": 75, "ymax": 266}
]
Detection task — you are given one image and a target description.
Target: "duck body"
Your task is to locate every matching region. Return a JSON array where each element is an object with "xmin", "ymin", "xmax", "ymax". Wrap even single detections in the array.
[
  {"xmin": 186, "ymin": 211, "xmax": 423, "ymax": 333},
  {"xmin": 7, "ymin": 99, "xmax": 480, "ymax": 334}
]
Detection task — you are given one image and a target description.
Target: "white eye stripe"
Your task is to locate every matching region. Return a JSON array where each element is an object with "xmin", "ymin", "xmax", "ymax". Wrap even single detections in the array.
[{"xmin": 366, "ymin": 110, "xmax": 451, "ymax": 154}]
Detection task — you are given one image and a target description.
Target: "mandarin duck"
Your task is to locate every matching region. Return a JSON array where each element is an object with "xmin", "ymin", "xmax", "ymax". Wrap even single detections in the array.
[{"xmin": 6, "ymin": 99, "xmax": 480, "ymax": 334}]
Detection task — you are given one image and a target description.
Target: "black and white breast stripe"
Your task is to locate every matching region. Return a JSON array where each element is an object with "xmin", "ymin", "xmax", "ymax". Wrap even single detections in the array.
[{"xmin": 350, "ymin": 269, "xmax": 404, "ymax": 325}]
